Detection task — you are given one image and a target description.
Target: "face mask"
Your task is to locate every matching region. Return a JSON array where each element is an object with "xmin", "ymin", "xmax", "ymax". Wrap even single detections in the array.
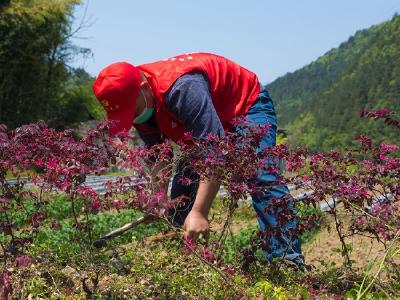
[{"xmin": 133, "ymin": 89, "xmax": 154, "ymax": 124}]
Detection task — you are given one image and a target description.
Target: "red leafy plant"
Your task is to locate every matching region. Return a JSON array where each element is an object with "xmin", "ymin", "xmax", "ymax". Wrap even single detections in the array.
[
  {"xmin": 0, "ymin": 107, "xmax": 398, "ymax": 298},
  {"xmin": 0, "ymin": 121, "xmax": 115, "ymax": 253},
  {"xmin": 284, "ymin": 108, "xmax": 400, "ymax": 269}
]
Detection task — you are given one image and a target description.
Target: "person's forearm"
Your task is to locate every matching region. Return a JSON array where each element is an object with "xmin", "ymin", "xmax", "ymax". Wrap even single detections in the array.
[
  {"xmin": 149, "ymin": 160, "xmax": 171, "ymax": 193},
  {"xmin": 191, "ymin": 180, "xmax": 220, "ymax": 217}
]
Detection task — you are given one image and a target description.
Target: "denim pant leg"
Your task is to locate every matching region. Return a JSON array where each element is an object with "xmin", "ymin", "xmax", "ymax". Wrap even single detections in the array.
[
  {"xmin": 242, "ymin": 89, "xmax": 304, "ymax": 264},
  {"xmin": 168, "ymin": 161, "xmax": 199, "ymax": 226}
]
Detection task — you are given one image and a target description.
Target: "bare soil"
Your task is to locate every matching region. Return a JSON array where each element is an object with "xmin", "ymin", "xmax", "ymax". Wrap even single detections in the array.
[{"xmin": 302, "ymin": 215, "xmax": 399, "ymax": 271}]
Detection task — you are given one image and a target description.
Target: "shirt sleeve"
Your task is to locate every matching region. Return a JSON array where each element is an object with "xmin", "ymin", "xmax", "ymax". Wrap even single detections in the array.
[{"xmin": 165, "ymin": 72, "xmax": 225, "ymax": 139}]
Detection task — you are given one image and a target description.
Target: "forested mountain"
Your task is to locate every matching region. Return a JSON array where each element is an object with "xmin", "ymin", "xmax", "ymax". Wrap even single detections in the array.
[{"xmin": 269, "ymin": 14, "xmax": 400, "ymax": 151}]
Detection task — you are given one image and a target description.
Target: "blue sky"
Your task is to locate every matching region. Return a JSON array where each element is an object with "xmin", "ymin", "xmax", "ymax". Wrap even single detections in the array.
[{"xmin": 71, "ymin": 1, "xmax": 400, "ymax": 84}]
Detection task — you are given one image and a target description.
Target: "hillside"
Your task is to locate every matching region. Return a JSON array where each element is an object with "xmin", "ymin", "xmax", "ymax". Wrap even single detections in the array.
[{"xmin": 269, "ymin": 14, "xmax": 400, "ymax": 151}]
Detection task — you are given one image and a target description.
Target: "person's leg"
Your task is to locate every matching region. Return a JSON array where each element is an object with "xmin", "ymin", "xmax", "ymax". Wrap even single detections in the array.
[
  {"xmin": 168, "ymin": 160, "xmax": 200, "ymax": 226},
  {"xmin": 242, "ymin": 88, "xmax": 304, "ymax": 264}
]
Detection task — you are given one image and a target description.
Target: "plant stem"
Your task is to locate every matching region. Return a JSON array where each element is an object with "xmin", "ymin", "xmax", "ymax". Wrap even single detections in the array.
[{"xmin": 356, "ymin": 235, "xmax": 400, "ymax": 300}]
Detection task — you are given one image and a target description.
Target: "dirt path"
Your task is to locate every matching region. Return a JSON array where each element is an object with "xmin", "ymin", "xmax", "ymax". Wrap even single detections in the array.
[{"xmin": 303, "ymin": 215, "xmax": 398, "ymax": 270}]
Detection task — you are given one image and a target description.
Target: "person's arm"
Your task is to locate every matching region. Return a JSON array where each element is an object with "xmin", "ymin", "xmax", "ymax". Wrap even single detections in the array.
[
  {"xmin": 148, "ymin": 158, "xmax": 171, "ymax": 194},
  {"xmin": 166, "ymin": 72, "xmax": 225, "ymax": 241},
  {"xmin": 136, "ymin": 128, "xmax": 171, "ymax": 194},
  {"xmin": 183, "ymin": 180, "xmax": 220, "ymax": 240}
]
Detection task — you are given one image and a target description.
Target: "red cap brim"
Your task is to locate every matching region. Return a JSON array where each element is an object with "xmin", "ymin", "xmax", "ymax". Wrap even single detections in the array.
[{"xmin": 107, "ymin": 103, "xmax": 136, "ymax": 137}]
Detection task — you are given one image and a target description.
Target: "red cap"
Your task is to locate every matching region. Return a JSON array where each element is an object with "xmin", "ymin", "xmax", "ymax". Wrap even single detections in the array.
[{"xmin": 93, "ymin": 62, "xmax": 142, "ymax": 137}]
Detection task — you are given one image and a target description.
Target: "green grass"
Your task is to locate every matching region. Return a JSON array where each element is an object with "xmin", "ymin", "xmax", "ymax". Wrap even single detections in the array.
[
  {"xmin": 1, "ymin": 192, "xmax": 167, "ymax": 268},
  {"xmin": 3, "ymin": 189, "xmax": 398, "ymax": 299}
]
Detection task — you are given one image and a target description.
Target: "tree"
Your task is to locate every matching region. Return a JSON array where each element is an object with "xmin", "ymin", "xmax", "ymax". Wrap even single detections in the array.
[{"xmin": 0, "ymin": 0, "xmax": 91, "ymax": 129}]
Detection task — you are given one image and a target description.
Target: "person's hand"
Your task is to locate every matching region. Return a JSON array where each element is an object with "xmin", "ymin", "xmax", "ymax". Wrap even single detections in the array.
[{"xmin": 183, "ymin": 210, "xmax": 210, "ymax": 242}]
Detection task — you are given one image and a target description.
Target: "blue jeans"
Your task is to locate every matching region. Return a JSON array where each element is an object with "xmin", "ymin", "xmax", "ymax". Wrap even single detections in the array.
[
  {"xmin": 242, "ymin": 88, "xmax": 303, "ymax": 264},
  {"xmin": 169, "ymin": 88, "xmax": 304, "ymax": 264}
]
